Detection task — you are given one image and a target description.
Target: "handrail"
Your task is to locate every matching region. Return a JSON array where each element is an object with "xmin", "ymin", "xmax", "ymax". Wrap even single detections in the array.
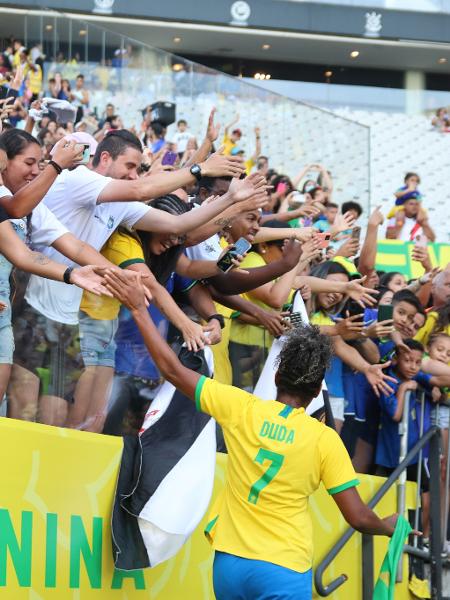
[{"xmin": 314, "ymin": 426, "xmax": 439, "ymax": 597}]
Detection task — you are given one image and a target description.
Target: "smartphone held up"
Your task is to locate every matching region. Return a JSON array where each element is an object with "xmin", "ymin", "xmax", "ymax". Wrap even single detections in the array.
[{"xmin": 217, "ymin": 238, "xmax": 252, "ymax": 273}]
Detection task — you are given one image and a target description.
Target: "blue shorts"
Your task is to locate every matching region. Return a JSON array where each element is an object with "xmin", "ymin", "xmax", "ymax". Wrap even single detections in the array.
[
  {"xmin": 78, "ymin": 311, "xmax": 118, "ymax": 368},
  {"xmin": 213, "ymin": 552, "xmax": 312, "ymax": 600}
]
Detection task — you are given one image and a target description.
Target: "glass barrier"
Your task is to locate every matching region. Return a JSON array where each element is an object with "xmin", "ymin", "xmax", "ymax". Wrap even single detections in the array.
[{"xmin": 0, "ymin": 8, "xmax": 370, "ymax": 435}]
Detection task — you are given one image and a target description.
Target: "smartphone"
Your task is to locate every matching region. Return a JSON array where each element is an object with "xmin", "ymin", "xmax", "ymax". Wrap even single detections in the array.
[
  {"xmin": 378, "ymin": 304, "xmax": 394, "ymax": 322},
  {"xmin": 283, "ymin": 312, "xmax": 303, "ymax": 328},
  {"xmin": 414, "ymin": 234, "xmax": 428, "ymax": 248},
  {"xmin": 276, "ymin": 182, "xmax": 288, "ymax": 195},
  {"xmin": 75, "ymin": 143, "xmax": 90, "ymax": 164},
  {"xmin": 345, "ymin": 299, "xmax": 365, "ymax": 318},
  {"xmin": 351, "ymin": 226, "xmax": 361, "ymax": 241},
  {"xmin": 217, "ymin": 237, "xmax": 252, "ymax": 273},
  {"xmin": 315, "ymin": 232, "xmax": 331, "ymax": 249},
  {"xmin": 161, "ymin": 151, "xmax": 178, "ymax": 166}
]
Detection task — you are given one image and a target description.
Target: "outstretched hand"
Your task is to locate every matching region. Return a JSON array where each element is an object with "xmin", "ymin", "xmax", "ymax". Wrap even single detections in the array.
[
  {"xmin": 201, "ymin": 147, "xmax": 245, "ymax": 179},
  {"xmin": 345, "ymin": 277, "xmax": 379, "ymax": 307},
  {"xmin": 206, "ymin": 107, "xmax": 220, "ymax": 143},
  {"xmin": 365, "ymin": 361, "xmax": 397, "ymax": 397},
  {"xmin": 228, "ymin": 171, "xmax": 269, "ymax": 203},
  {"xmin": 71, "ymin": 266, "xmax": 113, "ymax": 297},
  {"xmin": 103, "ymin": 269, "xmax": 147, "ymax": 311},
  {"xmin": 330, "ymin": 211, "xmax": 356, "ymax": 238}
]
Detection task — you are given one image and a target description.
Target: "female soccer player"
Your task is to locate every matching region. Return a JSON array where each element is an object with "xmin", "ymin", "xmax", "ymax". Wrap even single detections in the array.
[{"xmin": 104, "ymin": 269, "xmax": 399, "ymax": 600}]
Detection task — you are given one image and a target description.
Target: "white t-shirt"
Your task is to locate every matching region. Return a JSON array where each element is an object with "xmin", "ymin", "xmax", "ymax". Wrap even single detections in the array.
[
  {"xmin": 184, "ymin": 202, "xmax": 223, "ymax": 262},
  {"xmin": 24, "ymin": 166, "xmax": 152, "ymax": 324},
  {"xmin": 0, "ymin": 185, "xmax": 68, "ymax": 247},
  {"xmin": 185, "ymin": 233, "xmax": 222, "ymax": 262},
  {"xmin": 171, "ymin": 130, "xmax": 191, "ymax": 154},
  {"xmin": 388, "ymin": 215, "xmax": 423, "ymax": 242}
]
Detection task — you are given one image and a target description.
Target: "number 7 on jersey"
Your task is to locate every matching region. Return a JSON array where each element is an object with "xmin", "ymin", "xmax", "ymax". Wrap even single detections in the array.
[{"xmin": 248, "ymin": 448, "xmax": 285, "ymax": 505}]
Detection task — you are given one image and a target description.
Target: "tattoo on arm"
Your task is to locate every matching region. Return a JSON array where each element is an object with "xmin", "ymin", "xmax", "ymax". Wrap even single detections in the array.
[{"xmin": 31, "ymin": 252, "xmax": 50, "ymax": 265}]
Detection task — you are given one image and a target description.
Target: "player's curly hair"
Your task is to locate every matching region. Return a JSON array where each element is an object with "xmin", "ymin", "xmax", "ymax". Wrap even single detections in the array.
[{"xmin": 275, "ymin": 325, "xmax": 332, "ymax": 401}]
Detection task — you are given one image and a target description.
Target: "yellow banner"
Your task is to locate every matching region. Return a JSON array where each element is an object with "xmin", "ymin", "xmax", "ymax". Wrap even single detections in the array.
[
  {"xmin": 0, "ymin": 417, "xmax": 415, "ymax": 599},
  {"xmin": 376, "ymin": 239, "xmax": 450, "ymax": 279}
]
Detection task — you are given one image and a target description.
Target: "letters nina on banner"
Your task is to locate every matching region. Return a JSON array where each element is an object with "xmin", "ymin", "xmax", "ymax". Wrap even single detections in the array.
[{"xmin": 376, "ymin": 240, "xmax": 450, "ymax": 279}]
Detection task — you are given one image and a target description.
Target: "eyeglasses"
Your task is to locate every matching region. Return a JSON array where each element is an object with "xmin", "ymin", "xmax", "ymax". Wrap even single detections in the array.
[{"xmin": 168, "ymin": 234, "xmax": 187, "ymax": 244}]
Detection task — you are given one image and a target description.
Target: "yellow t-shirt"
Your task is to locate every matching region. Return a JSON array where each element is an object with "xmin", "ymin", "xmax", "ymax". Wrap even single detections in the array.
[
  {"xmin": 222, "ymin": 132, "xmax": 236, "ymax": 156},
  {"xmin": 230, "ymin": 252, "xmax": 273, "ymax": 348},
  {"xmin": 245, "ymin": 157, "xmax": 255, "ymax": 175},
  {"xmin": 310, "ymin": 311, "xmax": 335, "ymax": 327},
  {"xmin": 196, "ymin": 376, "xmax": 358, "ymax": 572},
  {"xmin": 210, "ymin": 238, "xmax": 235, "ymax": 384},
  {"xmin": 80, "ymin": 230, "xmax": 145, "ymax": 320},
  {"xmin": 27, "ymin": 65, "xmax": 42, "ymax": 95},
  {"xmin": 415, "ymin": 311, "xmax": 450, "ymax": 347}
]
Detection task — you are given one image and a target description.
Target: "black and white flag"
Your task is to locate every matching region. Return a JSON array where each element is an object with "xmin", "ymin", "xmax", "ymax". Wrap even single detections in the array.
[{"xmin": 111, "ymin": 346, "xmax": 216, "ymax": 570}]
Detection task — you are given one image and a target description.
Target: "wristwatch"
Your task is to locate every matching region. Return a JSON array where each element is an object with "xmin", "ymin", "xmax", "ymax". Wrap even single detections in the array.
[
  {"xmin": 206, "ymin": 314, "xmax": 225, "ymax": 329},
  {"xmin": 190, "ymin": 163, "xmax": 202, "ymax": 182}
]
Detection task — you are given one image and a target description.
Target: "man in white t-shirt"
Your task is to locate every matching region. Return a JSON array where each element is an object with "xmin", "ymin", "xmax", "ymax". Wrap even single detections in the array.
[
  {"xmin": 386, "ymin": 198, "xmax": 436, "ymax": 242},
  {"xmin": 10, "ymin": 130, "xmax": 253, "ymax": 419},
  {"xmin": 24, "ymin": 130, "xmax": 249, "ymax": 325}
]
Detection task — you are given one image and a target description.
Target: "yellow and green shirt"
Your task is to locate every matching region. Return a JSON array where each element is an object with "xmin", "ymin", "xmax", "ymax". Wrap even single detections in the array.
[
  {"xmin": 196, "ymin": 376, "xmax": 358, "ymax": 573},
  {"xmin": 80, "ymin": 229, "xmax": 145, "ymax": 320},
  {"xmin": 415, "ymin": 311, "xmax": 450, "ymax": 348}
]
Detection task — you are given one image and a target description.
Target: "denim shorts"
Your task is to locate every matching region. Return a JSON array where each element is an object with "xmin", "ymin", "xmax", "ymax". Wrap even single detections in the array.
[
  {"xmin": 0, "ymin": 323, "xmax": 14, "ymax": 364},
  {"xmin": 79, "ymin": 311, "xmax": 118, "ymax": 368}
]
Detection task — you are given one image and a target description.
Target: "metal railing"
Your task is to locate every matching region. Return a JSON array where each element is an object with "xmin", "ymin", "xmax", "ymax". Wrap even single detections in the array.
[{"xmin": 315, "ymin": 389, "xmax": 445, "ymax": 600}]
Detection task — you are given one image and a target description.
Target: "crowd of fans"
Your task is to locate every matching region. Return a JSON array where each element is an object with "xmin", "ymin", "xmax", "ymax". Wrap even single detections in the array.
[{"xmin": 1, "ymin": 37, "xmax": 450, "ymax": 561}]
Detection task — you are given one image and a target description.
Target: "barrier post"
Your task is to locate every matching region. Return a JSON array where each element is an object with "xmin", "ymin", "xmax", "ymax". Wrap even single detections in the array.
[
  {"xmin": 413, "ymin": 391, "xmax": 425, "ymax": 549},
  {"xmin": 442, "ymin": 402, "xmax": 450, "ymax": 556},
  {"xmin": 396, "ymin": 390, "xmax": 410, "ymax": 582},
  {"xmin": 361, "ymin": 534, "xmax": 374, "ymax": 600},
  {"xmin": 429, "ymin": 429, "xmax": 442, "ymax": 599}
]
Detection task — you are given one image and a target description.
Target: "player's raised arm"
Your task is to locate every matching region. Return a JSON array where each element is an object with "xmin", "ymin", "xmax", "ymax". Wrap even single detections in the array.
[{"xmin": 104, "ymin": 269, "xmax": 201, "ymax": 400}]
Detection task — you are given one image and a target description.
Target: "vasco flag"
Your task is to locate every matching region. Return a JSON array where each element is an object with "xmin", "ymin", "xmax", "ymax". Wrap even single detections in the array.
[
  {"xmin": 111, "ymin": 346, "xmax": 216, "ymax": 570},
  {"xmin": 373, "ymin": 515, "xmax": 412, "ymax": 599}
]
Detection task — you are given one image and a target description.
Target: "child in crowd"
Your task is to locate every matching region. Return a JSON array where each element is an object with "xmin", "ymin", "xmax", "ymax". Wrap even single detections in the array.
[
  {"xmin": 424, "ymin": 333, "xmax": 450, "ymax": 535},
  {"xmin": 387, "ymin": 172, "xmax": 424, "ymax": 221},
  {"xmin": 394, "ymin": 172, "xmax": 423, "ymax": 207},
  {"xmin": 376, "ymin": 339, "xmax": 447, "ymax": 539},
  {"xmin": 172, "ymin": 119, "xmax": 191, "ymax": 157},
  {"xmin": 313, "ymin": 202, "xmax": 338, "ymax": 233}
]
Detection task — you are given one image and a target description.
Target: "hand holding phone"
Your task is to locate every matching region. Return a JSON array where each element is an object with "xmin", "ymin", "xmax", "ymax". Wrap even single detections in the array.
[
  {"xmin": 276, "ymin": 182, "xmax": 288, "ymax": 196},
  {"xmin": 351, "ymin": 226, "xmax": 361, "ymax": 241},
  {"xmin": 378, "ymin": 304, "xmax": 394, "ymax": 322},
  {"xmin": 414, "ymin": 234, "xmax": 428, "ymax": 248},
  {"xmin": 217, "ymin": 237, "xmax": 252, "ymax": 273},
  {"xmin": 75, "ymin": 143, "xmax": 91, "ymax": 164},
  {"xmin": 315, "ymin": 232, "xmax": 331, "ymax": 249}
]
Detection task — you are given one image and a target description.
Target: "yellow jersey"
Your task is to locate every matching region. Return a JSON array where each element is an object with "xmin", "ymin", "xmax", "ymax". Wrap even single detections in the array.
[
  {"xmin": 230, "ymin": 252, "xmax": 273, "ymax": 348},
  {"xmin": 80, "ymin": 229, "xmax": 145, "ymax": 320},
  {"xmin": 415, "ymin": 311, "xmax": 450, "ymax": 347},
  {"xmin": 310, "ymin": 311, "xmax": 335, "ymax": 327},
  {"xmin": 196, "ymin": 376, "xmax": 358, "ymax": 572}
]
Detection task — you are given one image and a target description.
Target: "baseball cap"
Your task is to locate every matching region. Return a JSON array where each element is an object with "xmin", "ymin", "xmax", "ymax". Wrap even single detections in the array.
[
  {"xmin": 50, "ymin": 132, "xmax": 98, "ymax": 157},
  {"xmin": 231, "ymin": 147, "xmax": 245, "ymax": 156}
]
